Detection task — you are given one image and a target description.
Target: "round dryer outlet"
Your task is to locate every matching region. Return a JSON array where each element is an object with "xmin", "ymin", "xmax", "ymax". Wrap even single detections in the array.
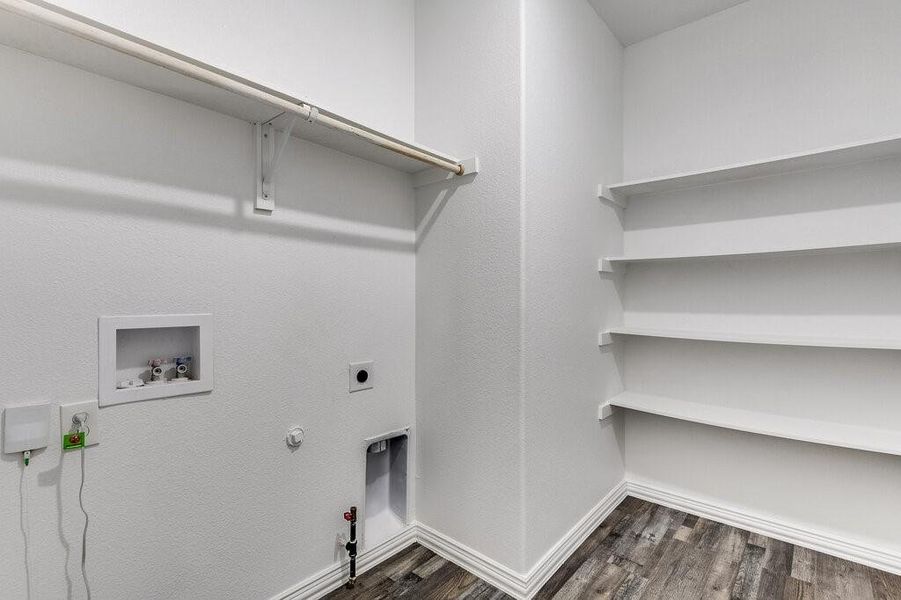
[{"xmin": 349, "ymin": 361, "xmax": 374, "ymax": 392}]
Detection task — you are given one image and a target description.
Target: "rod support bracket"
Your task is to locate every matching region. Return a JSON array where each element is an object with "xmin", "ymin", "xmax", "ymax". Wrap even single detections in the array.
[
  {"xmin": 255, "ymin": 122, "xmax": 276, "ymax": 211},
  {"xmin": 255, "ymin": 116, "xmax": 299, "ymax": 212}
]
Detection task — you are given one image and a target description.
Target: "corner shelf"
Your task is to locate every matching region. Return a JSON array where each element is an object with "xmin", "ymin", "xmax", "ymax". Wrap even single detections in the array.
[
  {"xmin": 601, "ymin": 240, "xmax": 901, "ymax": 268},
  {"xmin": 0, "ymin": 1, "xmax": 463, "ymax": 176},
  {"xmin": 603, "ymin": 326, "xmax": 901, "ymax": 351},
  {"xmin": 599, "ymin": 134, "xmax": 901, "ymax": 204},
  {"xmin": 599, "ymin": 391, "xmax": 901, "ymax": 457}
]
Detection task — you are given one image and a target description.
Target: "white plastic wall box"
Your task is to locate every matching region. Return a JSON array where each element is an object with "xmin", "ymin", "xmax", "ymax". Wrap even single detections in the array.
[
  {"xmin": 98, "ymin": 314, "xmax": 213, "ymax": 406},
  {"xmin": 361, "ymin": 427, "xmax": 410, "ymax": 550},
  {"xmin": 3, "ymin": 403, "xmax": 51, "ymax": 454}
]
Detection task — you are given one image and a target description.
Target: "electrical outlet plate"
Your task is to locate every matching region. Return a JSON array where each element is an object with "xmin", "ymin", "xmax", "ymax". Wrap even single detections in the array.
[
  {"xmin": 349, "ymin": 361, "xmax": 374, "ymax": 392},
  {"xmin": 60, "ymin": 400, "xmax": 100, "ymax": 447}
]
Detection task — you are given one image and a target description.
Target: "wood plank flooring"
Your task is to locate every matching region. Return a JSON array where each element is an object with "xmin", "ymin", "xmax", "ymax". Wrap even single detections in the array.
[
  {"xmin": 323, "ymin": 543, "xmax": 513, "ymax": 600},
  {"xmin": 323, "ymin": 497, "xmax": 901, "ymax": 599}
]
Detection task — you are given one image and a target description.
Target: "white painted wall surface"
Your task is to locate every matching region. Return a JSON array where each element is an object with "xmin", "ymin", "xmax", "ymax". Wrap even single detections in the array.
[
  {"xmin": 620, "ymin": 0, "xmax": 901, "ymax": 559},
  {"xmin": 589, "ymin": 0, "xmax": 749, "ymax": 46},
  {"xmin": 521, "ymin": 0, "xmax": 625, "ymax": 569},
  {"xmin": 626, "ymin": 412, "xmax": 901, "ymax": 556},
  {"xmin": 47, "ymin": 0, "xmax": 416, "ymax": 140},
  {"xmin": 623, "ymin": 0, "xmax": 901, "ymax": 179},
  {"xmin": 0, "ymin": 45, "xmax": 415, "ymax": 600},
  {"xmin": 413, "ymin": 0, "xmax": 525, "ymax": 572}
]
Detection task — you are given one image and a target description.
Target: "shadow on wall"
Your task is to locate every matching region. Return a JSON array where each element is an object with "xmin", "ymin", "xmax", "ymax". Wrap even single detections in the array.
[
  {"xmin": 0, "ymin": 128, "xmax": 414, "ymax": 252},
  {"xmin": 624, "ymin": 249, "xmax": 901, "ymax": 317},
  {"xmin": 0, "ymin": 123, "xmax": 418, "ymax": 254},
  {"xmin": 599, "ymin": 207, "xmax": 628, "ymax": 461},
  {"xmin": 0, "ymin": 44, "xmax": 421, "ymax": 252},
  {"xmin": 622, "ymin": 336, "xmax": 901, "ymax": 427},
  {"xmin": 599, "ymin": 333, "xmax": 628, "ymax": 460},
  {"xmin": 0, "ymin": 173, "xmax": 413, "ymax": 254},
  {"xmin": 413, "ymin": 175, "xmax": 471, "ymax": 248}
]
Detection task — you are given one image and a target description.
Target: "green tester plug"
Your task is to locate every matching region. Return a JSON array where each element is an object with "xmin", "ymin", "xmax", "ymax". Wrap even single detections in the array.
[{"xmin": 63, "ymin": 431, "xmax": 86, "ymax": 451}]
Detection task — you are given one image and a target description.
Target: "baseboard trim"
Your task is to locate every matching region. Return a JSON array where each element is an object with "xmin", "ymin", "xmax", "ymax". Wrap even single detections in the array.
[
  {"xmin": 270, "ymin": 481, "xmax": 628, "ymax": 600},
  {"xmin": 415, "ymin": 523, "xmax": 529, "ymax": 598},
  {"xmin": 271, "ymin": 478, "xmax": 901, "ymax": 599},
  {"xmin": 520, "ymin": 480, "xmax": 629, "ymax": 597},
  {"xmin": 270, "ymin": 525, "xmax": 418, "ymax": 600},
  {"xmin": 626, "ymin": 478, "xmax": 901, "ymax": 577}
]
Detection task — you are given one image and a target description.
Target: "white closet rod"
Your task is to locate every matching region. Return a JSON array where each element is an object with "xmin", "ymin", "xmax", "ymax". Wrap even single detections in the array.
[{"xmin": 1, "ymin": 0, "xmax": 466, "ymax": 176}]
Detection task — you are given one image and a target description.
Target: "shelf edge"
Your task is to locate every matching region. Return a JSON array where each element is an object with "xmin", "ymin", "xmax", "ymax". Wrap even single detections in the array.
[
  {"xmin": 605, "ymin": 326, "xmax": 901, "ymax": 351},
  {"xmin": 602, "ymin": 241, "xmax": 901, "ymax": 266},
  {"xmin": 608, "ymin": 134, "xmax": 901, "ymax": 199},
  {"xmin": 604, "ymin": 392, "xmax": 901, "ymax": 457}
]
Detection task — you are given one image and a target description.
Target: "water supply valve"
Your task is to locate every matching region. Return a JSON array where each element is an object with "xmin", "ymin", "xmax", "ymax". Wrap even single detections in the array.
[
  {"xmin": 343, "ymin": 506, "xmax": 357, "ymax": 589},
  {"xmin": 172, "ymin": 355, "xmax": 193, "ymax": 381},
  {"xmin": 147, "ymin": 357, "xmax": 166, "ymax": 384}
]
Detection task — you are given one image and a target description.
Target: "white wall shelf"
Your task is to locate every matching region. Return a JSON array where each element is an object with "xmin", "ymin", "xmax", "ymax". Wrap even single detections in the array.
[
  {"xmin": 599, "ymin": 134, "xmax": 901, "ymax": 204},
  {"xmin": 599, "ymin": 391, "xmax": 901, "ymax": 457},
  {"xmin": 0, "ymin": 1, "xmax": 469, "ymax": 179},
  {"xmin": 604, "ymin": 326, "xmax": 901, "ymax": 351},
  {"xmin": 602, "ymin": 241, "xmax": 901, "ymax": 268}
]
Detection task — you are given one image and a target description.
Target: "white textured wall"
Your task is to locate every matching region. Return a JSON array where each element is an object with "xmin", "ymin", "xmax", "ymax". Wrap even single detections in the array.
[
  {"xmin": 0, "ymin": 43, "xmax": 415, "ymax": 600},
  {"xmin": 521, "ymin": 0, "xmax": 625, "ymax": 569},
  {"xmin": 621, "ymin": 0, "xmax": 901, "ymax": 557},
  {"xmin": 626, "ymin": 412, "xmax": 901, "ymax": 554},
  {"xmin": 48, "ymin": 0, "xmax": 415, "ymax": 140},
  {"xmin": 624, "ymin": 0, "xmax": 901, "ymax": 179},
  {"xmin": 413, "ymin": 0, "xmax": 526, "ymax": 572}
]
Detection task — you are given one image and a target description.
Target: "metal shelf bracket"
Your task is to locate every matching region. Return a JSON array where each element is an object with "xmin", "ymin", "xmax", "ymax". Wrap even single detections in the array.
[{"xmin": 255, "ymin": 113, "xmax": 304, "ymax": 212}]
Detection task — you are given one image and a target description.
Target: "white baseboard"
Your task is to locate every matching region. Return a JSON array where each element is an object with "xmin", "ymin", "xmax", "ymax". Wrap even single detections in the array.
[
  {"xmin": 270, "ymin": 525, "xmax": 418, "ymax": 600},
  {"xmin": 520, "ymin": 481, "xmax": 629, "ymax": 597},
  {"xmin": 416, "ymin": 480, "xmax": 628, "ymax": 599},
  {"xmin": 268, "ymin": 481, "xmax": 627, "ymax": 600},
  {"xmin": 626, "ymin": 478, "xmax": 901, "ymax": 577},
  {"xmin": 415, "ymin": 522, "xmax": 529, "ymax": 598},
  {"xmin": 270, "ymin": 478, "xmax": 901, "ymax": 600}
]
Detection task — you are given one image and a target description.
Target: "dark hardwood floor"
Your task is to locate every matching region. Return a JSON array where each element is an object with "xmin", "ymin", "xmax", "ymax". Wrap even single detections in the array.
[
  {"xmin": 323, "ymin": 543, "xmax": 512, "ymax": 599},
  {"xmin": 324, "ymin": 497, "xmax": 901, "ymax": 599}
]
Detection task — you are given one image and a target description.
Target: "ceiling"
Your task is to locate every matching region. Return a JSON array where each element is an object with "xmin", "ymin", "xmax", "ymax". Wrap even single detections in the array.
[{"xmin": 589, "ymin": 0, "xmax": 750, "ymax": 46}]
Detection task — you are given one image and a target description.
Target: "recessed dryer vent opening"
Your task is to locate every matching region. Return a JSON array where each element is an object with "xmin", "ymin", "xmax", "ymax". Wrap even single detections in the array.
[{"xmin": 364, "ymin": 430, "xmax": 408, "ymax": 549}]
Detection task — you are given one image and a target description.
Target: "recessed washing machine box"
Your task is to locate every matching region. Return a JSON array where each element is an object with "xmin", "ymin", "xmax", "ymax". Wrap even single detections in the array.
[
  {"xmin": 363, "ymin": 429, "xmax": 409, "ymax": 549},
  {"xmin": 98, "ymin": 314, "xmax": 213, "ymax": 406}
]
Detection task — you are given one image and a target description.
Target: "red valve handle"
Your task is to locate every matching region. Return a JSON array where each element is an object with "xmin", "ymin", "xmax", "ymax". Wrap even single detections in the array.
[{"xmin": 344, "ymin": 512, "xmax": 353, "ymax": 521}]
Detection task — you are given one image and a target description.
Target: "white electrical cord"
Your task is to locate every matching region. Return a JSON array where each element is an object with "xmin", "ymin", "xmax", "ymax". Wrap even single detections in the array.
[
  {"xmin": 21, "ymin": 463, "xmax": 34, "ymax": 600},
  {"xmin": 80, "ymin": 447, "xmax": 92, "ymax": 600},
  {"xmin": 71, "ymin": 413, "xmax": 93, "ymax": 600}
]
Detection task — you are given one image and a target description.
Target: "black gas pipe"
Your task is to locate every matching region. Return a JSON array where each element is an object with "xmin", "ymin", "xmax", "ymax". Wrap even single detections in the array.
[{"xmin": 343, "ymin": 507, "xmax": 357, "ymax": 589}]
